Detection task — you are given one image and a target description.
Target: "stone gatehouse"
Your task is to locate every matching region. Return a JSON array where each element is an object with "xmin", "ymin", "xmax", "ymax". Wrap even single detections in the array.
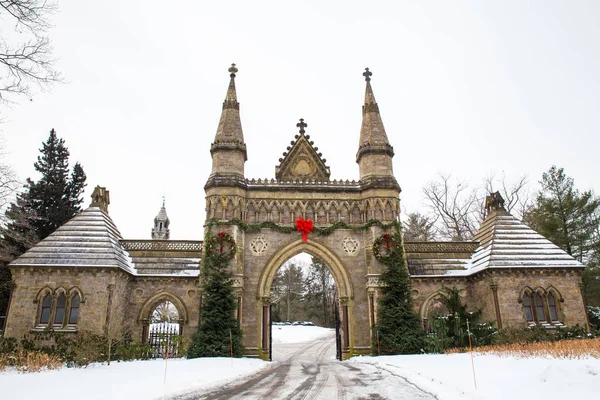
[{"xmin": 3, "ymin": 66, "xmax": 588, "ymax": 359}]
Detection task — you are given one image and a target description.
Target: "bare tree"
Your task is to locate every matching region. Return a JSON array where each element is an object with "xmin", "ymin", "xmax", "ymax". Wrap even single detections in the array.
[
  {"xmin": 0, "ymin": 0, "xmax": 62, "ymax": 106},
  {"xmin": 484, "ymin": 171, "xmax": 531, "ymax": 220},
  {"xmin": 423, "ymin": 174, "xmax": 480, "ymax": 241},
  {"xmin": 151, "ymin": 301, "xmax": 179, "ymax": 323}
]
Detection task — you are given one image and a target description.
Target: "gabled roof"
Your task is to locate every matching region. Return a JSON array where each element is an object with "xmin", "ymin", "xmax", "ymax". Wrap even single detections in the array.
[
  {"xmin": 467, "ymin": 208, "xmax": 583, "ymax": 274},
  {"xmin": 275, "ymin": 119, "xmax": 330, "ymax": 181},
  {"xmin": 10, "ymin": 207, "xmax": 134, "ymax": 273}
]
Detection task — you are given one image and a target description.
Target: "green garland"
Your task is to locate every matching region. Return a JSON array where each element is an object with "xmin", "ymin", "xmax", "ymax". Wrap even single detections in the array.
[{"xmin": 206, "ymin": 218, "xmax": 400, "ymax": 237}]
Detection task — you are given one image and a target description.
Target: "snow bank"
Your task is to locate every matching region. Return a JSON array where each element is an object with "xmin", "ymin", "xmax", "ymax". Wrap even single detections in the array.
[
  {"xmin": 0, "ymin": 357, "xmax": 268, "ymax": 400},
  {"xmin": 350, "ymin": 352, "xmax": 600, "ymax": 400},
  {"xmin": 271, "ymin": 325, "xmax": 334, "ymax": 344}
]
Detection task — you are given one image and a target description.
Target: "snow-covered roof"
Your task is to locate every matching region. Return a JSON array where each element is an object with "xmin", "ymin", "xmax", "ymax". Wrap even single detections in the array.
[
  {"xmin": 466, "ymin": 208, "xmax": 583, "ymax": 274},
  {"xmin": 121, "ymin": 240, "xmax": 202, "ymax": 276},
  {"xmin": 10, "ymin": 206, "xmax": 134, "ymax": 273},
  {"xmin": 409, "ymin": 198, "xmax": 584, "ymax": 278}
]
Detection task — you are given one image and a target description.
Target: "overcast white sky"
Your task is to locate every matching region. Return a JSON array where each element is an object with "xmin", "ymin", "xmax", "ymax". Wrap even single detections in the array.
[{"xmin": 1, "ymin": 0, "xmax": 599, "ymax": 240}]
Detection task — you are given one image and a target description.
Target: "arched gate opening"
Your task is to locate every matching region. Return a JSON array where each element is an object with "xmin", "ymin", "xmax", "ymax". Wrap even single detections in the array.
[{"xmin": 257, "ymin": 239, "xmax": 354, "ymax": 360}]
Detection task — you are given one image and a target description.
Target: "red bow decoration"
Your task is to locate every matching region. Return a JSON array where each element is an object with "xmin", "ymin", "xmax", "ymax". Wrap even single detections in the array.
[{"xmin": 295, "ymin": 218, "xmax": 314, "ymax": 242}]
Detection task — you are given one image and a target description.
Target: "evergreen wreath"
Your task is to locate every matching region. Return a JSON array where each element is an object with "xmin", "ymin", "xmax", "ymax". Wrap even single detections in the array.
[
  {"xmin": 207, "ymin": 232, "xmax": 236, "ymax": 260},
  {"xmin": 372, "ymin": 233, "xmax": 400, "ymax": 262}
]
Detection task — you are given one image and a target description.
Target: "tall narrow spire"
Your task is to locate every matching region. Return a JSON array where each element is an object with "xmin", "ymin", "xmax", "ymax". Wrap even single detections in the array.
[
  {"xmin": 151, "ymin": 197, "xmax": 170, "ymax": 240},
  {"xmin": 208, "ymin": 63, "xmax": 247, "ymax": 180},
  {"xmin": 356, "ymin": 68, "xmax": 396, "ymax": 182}
]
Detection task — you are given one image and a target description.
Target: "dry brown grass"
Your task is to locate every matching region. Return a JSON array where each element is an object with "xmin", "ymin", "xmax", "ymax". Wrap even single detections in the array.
[
  {"xmin": 445, "ymin": 338, "xmax": 600, "ymax": 359},
  {"xmin": 0, "ymin": 350, "xmax": 63, "ymax": 373}
]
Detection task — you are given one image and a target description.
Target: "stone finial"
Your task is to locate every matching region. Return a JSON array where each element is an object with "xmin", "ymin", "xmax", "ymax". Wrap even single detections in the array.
[
  {"xmin": 228, "ymin": 63, "xmax": 238, "ymax": 78},
  {"xmin": 90, "ymin": 186, "xmax": 110, "ymax": 213},
  {"xmin": 485, "ymin": 191, "xmax": 506, "ymax": 214},
  {"xmin": 296, "ymin": 118, "xmax": 307, "ymax": 134},
  {"xmin": 363, "ymin": 67, "xmax": 372, "ymax": 82}
]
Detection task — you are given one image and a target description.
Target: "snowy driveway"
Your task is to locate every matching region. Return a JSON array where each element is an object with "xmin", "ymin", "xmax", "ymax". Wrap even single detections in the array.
[{"xmin": 175, "ymin": 331, "xmax": 436, "ymax": 400}]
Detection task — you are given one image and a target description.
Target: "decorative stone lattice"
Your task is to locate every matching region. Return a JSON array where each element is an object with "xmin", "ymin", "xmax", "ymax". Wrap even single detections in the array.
[
  {"xmin": 250, "ymin": 237, "xmax": 268, "ymax": 256},
  {"xmin": 342, "ymin": 237, "xmax": 359, "ymax": 255}
]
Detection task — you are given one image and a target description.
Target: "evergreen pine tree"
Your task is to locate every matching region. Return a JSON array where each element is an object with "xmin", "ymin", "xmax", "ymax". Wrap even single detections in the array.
[
  {"xmin": 0, "ymin": 129, "xmax": 86, "ymax": 320},
  {"xmin": 526, "ymin": 166, "xmax": 599, "ymax": 263},
  {"xmin": 27, "ymin": 129, "xmax": 87, "ymax": 240},
  {"xmin": 188, "ymin": 231, "xmax": 242, "ymax": 358},
  {"xmin": 374, "ymin": 227, "xmax": 425, "ymax": 354}
]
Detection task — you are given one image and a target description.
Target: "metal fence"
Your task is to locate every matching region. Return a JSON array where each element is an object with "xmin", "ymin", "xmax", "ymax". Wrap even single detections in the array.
[{"xmin": 148, "ymin": 323, "xmax": 181, "ymax": 358}]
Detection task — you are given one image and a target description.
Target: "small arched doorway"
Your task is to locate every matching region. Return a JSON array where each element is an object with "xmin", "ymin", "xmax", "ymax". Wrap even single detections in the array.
[
  {"xmin": 139, "ymin": 293, "xmax": 188, "ymax": 358},
  {"xmin": 257, "ymin": 239, "xmax": 354, "ymax": 360}
]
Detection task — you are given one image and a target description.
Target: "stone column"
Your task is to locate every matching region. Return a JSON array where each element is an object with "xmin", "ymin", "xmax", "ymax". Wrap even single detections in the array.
[
  {"xmin": 340, "ymin": 296, "xmax": 349, "ymax": 353},
  {"xmin": 141, "ymin": 319, "xmax": 149, "ymax": 343},
  {"xmin": 491, "ymin": 284, "xmax": 503, "ymax": 330},
  {"xmin": 104, "ymin": 284, "xmax": 115, "ymax": 335},
  {"xmin": 261, "ymin": 297, "xmax": 271, "ymax": 353}
]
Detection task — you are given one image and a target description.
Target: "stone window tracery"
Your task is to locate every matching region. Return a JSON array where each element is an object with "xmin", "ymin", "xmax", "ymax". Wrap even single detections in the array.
[
  {"xmin": 520, "ymin": 287, "xmax": 563, "ymax": 326},
  {"xmin": 36, "ymin": 288, "xmax": 83, "ymax": 329}
]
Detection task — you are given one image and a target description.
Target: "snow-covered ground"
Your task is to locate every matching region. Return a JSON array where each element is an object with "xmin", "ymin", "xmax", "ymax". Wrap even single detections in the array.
[
  {"xmin": 271, "ymin": 324, "xmax": 334, "ymax": 344},
  {"xmin": 1, "ymin": 326, "xmax": 599, "ymax": 399},
  {"xmin": 351, "ymin": 353, "xmax": 600, "ymax": 400}
]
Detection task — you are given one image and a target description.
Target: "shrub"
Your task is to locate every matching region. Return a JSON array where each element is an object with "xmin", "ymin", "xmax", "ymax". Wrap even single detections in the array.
[
  {"xmin": 587, "ymin": 306, "xmax": 600, "ymax": 331},
  {"xmin": 0, "ymin": 349, "xmax": 62, "ymax": 373},
  {"xmin": 424, "ymin": 286, "xmax": 496, "ymax": 353}
]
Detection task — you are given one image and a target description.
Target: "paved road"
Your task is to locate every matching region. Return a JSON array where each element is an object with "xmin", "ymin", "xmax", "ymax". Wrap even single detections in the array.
[{"xmin": 175, "ymin": 332, "xmax": 436, "ymax": 400}]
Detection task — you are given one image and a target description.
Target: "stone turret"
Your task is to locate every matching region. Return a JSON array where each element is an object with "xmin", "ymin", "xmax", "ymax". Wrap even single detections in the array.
[
  {"xmin": 206, "ymin": 64, "xmax": 247, "ymax": 188},
  {"xmin": 356, "ymin": 68, "xmax": 397, "ymax": 186},
  {"xmin": 151, "ymin": 197, "xmax": 170, "ymax": 240}
]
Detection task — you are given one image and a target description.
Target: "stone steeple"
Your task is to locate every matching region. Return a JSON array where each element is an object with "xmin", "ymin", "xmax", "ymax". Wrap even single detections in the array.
[
  {"xmin": 356, "ymin": 68, "xmax": 396, "ymax": 182},
  {"xmin": 151, "ymin": 197, "xmax": 170, "ymax": 240},
  {"xmin": 208, "ymin": 63, "xmax": 247, "ymax": 182}
]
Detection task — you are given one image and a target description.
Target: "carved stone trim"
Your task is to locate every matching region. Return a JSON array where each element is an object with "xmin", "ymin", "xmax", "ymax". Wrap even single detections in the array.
[
  {"xmin": 231, "ymin": 275, "xmax": 244, "ymax": 288},
  {"xmin": 342, "ymin": 237, "xmax": 359, "ymax": 256},
  {"xmin": 366, "ymin": 274, "xmax": 384, "ymax": 288},
  {"xmin": 250, "ymin": 237, "xmax": 268, "ymax": 256}
]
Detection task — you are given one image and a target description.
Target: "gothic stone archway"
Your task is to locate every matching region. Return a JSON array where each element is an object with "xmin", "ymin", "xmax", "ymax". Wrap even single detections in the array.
[{"xmin": 203, "ymin": 67, "xmax": 401, "ymax": 360}]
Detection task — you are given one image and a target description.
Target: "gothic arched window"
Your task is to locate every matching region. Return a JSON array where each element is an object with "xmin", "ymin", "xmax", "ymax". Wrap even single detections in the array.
[
  {"xmin": 69, "ymin": 294, "xmax": 81, "ymax": 325},
  {"xmin": 548, "ymin": 292, "xmax": 559, "ymax": 322},
  {"xmin": 522, "ymin": 292, "xmax": 534, "ymax": 322},
  {"xmin": 54, "ymin": 293, "xmax": 67, "ymax": 325},
  {"xmin": 534, "ymin": 292, "xmax": 546, "ymax": 322},
  {"xmin": 40, "ymin": 294, "xmax": 52, "ymax": 325}
]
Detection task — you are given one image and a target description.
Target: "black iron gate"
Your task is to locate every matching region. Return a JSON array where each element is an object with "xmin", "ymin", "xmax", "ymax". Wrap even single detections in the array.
[
  {"xmin": 148, "ymin": 323, "xmax": 181, "ymax": 358},
  {"xmin": 335, "ymin": 305, "xmax": 342, "ymax": 361}
]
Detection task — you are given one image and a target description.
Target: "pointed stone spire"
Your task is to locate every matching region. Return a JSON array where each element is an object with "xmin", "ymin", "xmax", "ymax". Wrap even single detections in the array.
[
  {"xmin": 356, "ymin": 68, "xmax": 395, "ymax": 182},
  {"xmin": 209, "ymin": 63, "xmax": 247, "ymax": 180},
  {"xmin": 151, "ymin": 196, "xmax": 170, "ymax": 240}
]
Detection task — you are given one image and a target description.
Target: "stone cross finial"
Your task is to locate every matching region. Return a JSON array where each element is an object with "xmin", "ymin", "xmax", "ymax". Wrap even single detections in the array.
[
  {"xmin": 228, "ymin": 63, "xmax": 238, "ymax": 78},
  {"xmin": 296, "ymin": 118, "xmax": 307, "ymax": 134},
  {"xmin": 363, "ymin": 67, "xmax": 372, "ymax": 82}
]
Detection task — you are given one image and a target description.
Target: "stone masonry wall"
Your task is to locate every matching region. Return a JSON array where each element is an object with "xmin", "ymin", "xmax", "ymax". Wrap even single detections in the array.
[{"xmin": 5, "ymin": 267, "xmax": 126, "ymax": 338}]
